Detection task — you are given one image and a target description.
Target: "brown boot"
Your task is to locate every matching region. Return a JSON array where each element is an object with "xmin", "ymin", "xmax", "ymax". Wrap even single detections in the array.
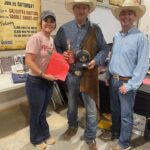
[
  {"xmin": 88, "ymin": 141, "xmax": 97, "ymax": 150},
  {"xmin": 60, "ymin": 127, "xmax": 78, "ymax": 140}
]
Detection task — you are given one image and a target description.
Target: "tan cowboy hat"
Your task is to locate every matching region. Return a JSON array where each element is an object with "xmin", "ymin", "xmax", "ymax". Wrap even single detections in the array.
[
  {"xmin": 65, "ymin": 0, "xmax": 96, "ymax": 13},
  {"xmin": 111, "ymin": 0, "xmax": 146, "ymax": 20}
]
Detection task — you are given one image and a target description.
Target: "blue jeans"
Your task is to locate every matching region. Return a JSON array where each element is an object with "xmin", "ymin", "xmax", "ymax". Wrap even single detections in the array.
[
  {"xmin": 66, "ymin": 73, "xmax": 97, "ymax": 141},
  {"xmin": 110, "ymin": 78, "xmax": 136, "ymax": 148},
  {"xmin": 26, "ymin": 75, "xmax": 53, "ymax": 144}
]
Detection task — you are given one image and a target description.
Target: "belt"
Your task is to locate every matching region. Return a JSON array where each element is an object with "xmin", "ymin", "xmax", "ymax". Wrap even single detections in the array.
[{"xmin": 112, "ymin": 74, "xmax": 131, "ymax": 82}]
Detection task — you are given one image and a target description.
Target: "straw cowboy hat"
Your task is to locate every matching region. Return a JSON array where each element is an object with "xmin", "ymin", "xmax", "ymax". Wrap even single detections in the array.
[
  {"xmin": 65, "ymin": 0, "xmax": 96, "ymax": 13},
  {"xmin": 111, "ymin": 0, "xmax": 146, "ymax": 20}
]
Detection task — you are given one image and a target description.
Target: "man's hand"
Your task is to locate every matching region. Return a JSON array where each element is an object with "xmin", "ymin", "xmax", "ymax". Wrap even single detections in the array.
[
  {"xmin": 63, "ymin": 51, "xmax": 75, "ymax": 64},
  {"xmin": 88, "ymin": 60, "xmax": 96, "ymax": 69},
  {"xmin": 63, "ymin": 51, "xmax": 69, "ymax": 60},
  {"xmin": 119, "ymin": 83, "xmax": 127, "ymax": 94}
]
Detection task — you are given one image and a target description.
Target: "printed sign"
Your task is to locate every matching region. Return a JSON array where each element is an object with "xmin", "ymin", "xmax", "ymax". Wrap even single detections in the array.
[{"xmin": 0, "ymin": 0, "xmax": 41, "ymax": 50}]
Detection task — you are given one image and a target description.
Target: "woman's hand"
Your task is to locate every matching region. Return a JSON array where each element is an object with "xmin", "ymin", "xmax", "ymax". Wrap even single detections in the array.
[{"xmin": 42, "ymin": 74, "xmax": 58, "ymax": 81}]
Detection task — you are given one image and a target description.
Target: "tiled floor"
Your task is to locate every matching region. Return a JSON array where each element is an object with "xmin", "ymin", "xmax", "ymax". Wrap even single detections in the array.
[{"xmin": 0, "ymin": 101, "xmax": 149, "ymax": 150}]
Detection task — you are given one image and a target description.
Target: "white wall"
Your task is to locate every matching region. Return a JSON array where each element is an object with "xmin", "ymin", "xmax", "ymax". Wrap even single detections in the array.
[
  {"xmin": 138, "ymin": 0, "xmax": 150, "ymax": 58},
  {"xmin": 139, "ymin": 0, "xmax": 150, "ymax": 34},
  {"xmin": 41, "ymin": 0, "xmax": 73, "ymax": 34},
  {"xmin": 90, "ymin": 6, "xmax": 121, "ymax": 43}
]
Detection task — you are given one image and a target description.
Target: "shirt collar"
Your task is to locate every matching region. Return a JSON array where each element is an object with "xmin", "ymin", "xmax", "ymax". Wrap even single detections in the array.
[
  {"xmin": 120, "ymin": 26, "xmax": 137, "ymax": 36},
  {"xmin": 74, "ymin": 19, "xmax": 90, "ymax": 28}
]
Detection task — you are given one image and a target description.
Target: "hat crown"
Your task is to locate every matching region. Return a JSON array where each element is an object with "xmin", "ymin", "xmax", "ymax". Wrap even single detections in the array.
[
  {"xmin": 41, "ymin": 10, "xmax": 56, "ymax": 20},
  {"xmin": 65, "ymin": 0, "xmax": 96, "ymax": 13},
  {"xmin": 122, "ymin": 0, "xmax": 140, "ymax": 7},
  {"xmin": 111, "ymin": 0, "xmax": 146, "ymax": 20}
]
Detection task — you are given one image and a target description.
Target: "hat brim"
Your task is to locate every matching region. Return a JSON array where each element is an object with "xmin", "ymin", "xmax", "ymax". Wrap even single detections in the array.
[
  {"xmin": 111, "ymin": 5, "xmax": 146, "ymax": 20},
  {"xmin": 65, "ymin": 1, "xmax": 96, "ymax": 13}
]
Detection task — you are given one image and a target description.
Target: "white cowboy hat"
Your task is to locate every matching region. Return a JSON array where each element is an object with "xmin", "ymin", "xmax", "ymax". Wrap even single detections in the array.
[
  {"xmin": 65, "ymin": 0, "xmax": 96, "ymax": 13},
  {"xmin": 111, "ymin": 0, "xmax": 146, "ymax": 20}
]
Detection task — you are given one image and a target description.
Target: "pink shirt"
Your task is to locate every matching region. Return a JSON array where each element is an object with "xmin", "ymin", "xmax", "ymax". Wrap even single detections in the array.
[{"xmin": 25, "ymin": 31, "xmax": 55, "ymax": 76}]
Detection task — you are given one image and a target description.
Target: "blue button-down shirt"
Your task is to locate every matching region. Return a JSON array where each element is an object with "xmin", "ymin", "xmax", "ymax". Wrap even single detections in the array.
[
  {"xmin": 109, "ymin": 27, "xmax": 149, "ymax": 91},
  {"xmin": 54, "ymin": 20, "xmax": 109, "ymax": 66}
]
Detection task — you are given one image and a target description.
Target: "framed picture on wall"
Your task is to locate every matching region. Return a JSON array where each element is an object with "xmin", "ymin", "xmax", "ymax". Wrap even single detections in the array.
[
  {"xmin": 109, "ymin": 0, "xmax": 124, "ymax": 6},
  {"xmin": 0, "ymin": 0, "xmax": 41, "ymax": 51},
  {"xmin": 97, "ymin": 0, "xmax": 122, "ymax": 8},
  {"xmin": 0, "ymin": 56, "xmax": 15, "ymax": 73}
]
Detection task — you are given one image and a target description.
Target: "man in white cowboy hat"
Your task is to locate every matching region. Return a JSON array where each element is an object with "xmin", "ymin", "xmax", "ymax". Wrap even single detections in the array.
[
  {"xmin": 54, "ymin": 0, "xmax": 109, "ymax": 150},
  {"xmin": 102, "ymin": 0, "xmax": 149, "ymax": 150}
]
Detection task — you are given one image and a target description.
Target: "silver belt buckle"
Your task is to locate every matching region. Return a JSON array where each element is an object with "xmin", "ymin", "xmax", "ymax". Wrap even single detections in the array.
[{"xmin": 113, "ymin": 74, "xmax": 119, "ymax": 80}]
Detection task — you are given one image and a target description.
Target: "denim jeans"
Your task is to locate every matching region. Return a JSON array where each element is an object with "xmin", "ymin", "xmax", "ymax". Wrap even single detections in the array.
[
  {"xmin": 26, "ymin": 75, "xmax": 53, "ymax": 144},
  {"xmin": 66, "ymin": 73, "xmax": 97, "ymax": 141},
  {"xmin": 110, "ymin": 78, "xmax": 136, "ymax": 148}
]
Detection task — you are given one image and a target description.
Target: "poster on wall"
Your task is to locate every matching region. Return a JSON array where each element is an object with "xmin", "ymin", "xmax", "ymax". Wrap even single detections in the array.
[
  {"xmin": 0, "ymin": 0, "xmax": 41, "ymax": 50},
  {"xmin": 109, "ymin": 0, "xmax": 124, "ymax": 6},
  {"xmin": 97, "ymin": 0, "xmax": 124, "ymax": 7}
]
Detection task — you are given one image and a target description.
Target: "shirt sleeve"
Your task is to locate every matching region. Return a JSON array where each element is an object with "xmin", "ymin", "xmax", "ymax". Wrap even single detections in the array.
[
  {"xmin": 25, "ymin": 35, "xmax": 41, "ymax": 54},
  {"xmin": 125, "ymin": 34, "xmax": 149, "ymax": 91},
  {"xmin": 93, "ymin": 24, "xmax": 109, "ymax": 66}
]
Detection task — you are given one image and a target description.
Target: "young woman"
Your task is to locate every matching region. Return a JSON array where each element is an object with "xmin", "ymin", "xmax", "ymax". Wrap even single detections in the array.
[{"xmin": 25, "ymin": 10, "xmax": 58, "ymax": 150}]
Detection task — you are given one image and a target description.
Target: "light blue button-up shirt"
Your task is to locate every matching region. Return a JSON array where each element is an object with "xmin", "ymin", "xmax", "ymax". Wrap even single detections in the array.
[{"xmin": 109, "ymin": 27, "xmax": 149, "ymax": 91}]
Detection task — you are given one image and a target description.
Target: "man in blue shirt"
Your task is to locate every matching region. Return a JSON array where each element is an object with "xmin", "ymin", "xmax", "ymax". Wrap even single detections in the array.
[
  {"xmin": 104, "ymin": 0, "xmax": 149, "ymax": 150},
  {"xmin": 54, "ymin": 0, "xmax": 108, "ymax": 150}
]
